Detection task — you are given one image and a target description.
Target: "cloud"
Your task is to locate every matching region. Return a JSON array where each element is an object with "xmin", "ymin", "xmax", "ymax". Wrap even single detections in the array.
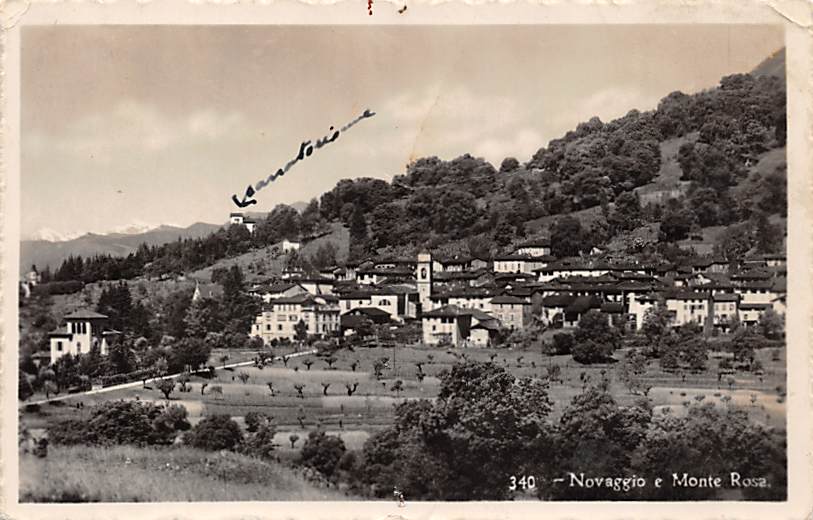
[{"xmin": 24, "ymin": 100, "xmax": 252, "ymax": 163}]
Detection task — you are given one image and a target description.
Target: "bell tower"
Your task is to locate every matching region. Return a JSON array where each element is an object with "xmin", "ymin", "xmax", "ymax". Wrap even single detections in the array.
[{"xmin": 417, "ymin": 252, "xmax": 433, "ymax": 313}]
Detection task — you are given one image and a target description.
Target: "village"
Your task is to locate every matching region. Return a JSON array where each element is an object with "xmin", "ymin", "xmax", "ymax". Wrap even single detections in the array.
[{"xmin": 36, "ymin": 211, "xmax": 787, "ymax": 367}]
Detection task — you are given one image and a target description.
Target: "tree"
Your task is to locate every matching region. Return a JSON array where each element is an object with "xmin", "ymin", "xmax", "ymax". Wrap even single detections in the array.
[
  {"xmin": 289, "ymin": 433, "xmax": 300, "ymax": 449},
  {"xmin": 321, "ymin": 382, "xmax": 331, "ymax": 396},
  {"xmin": 372, "ymin": 357, "xmax": 389, "ymax": 380},
  {"xmin": 390, "ymin": 379, "xmax": 404, "ymax": 398},
  {"xmin": 572, "ymin": 311, "xmax": 621, "ymax": 364},
  {"xmin": 360, "ymin": 362, "xmax": 554, "ymax": 500},
  {"xmin": 617, "ymin": 349, "xmax": 649, "ymax": 395},
  {"xmin": 345, "ymin": 382, "xmax": 358, "ymax": 396},
  {"xmin": 324, "ymin": 356, "xmax": 337, "ymax": 370},
  {"xmin": 185, "ymin": 414, "xmax": 243, "ymax": 451},
  {"xmin": 548, "ymin": 383, "xmax": 651, "ymax": 500},
  {"xmin": 758, "ymin": 308, "xmax": 784, "ymax": 340},
  {"xmin": 155, "ymin": 378, "xmax": 176, "ymax": 400},
  {"xmin": 294, "ymin": 320, "xmax": 309, "ymax": 343},
  {"xmin": 244, "ymin": 411, "xmax": 271, "ymax": 433},
  {"xmin": 550, "ymin": 216, "xmax": 584, "ymax": 257},
  {"xmin": 294, "ymin": 384, "xmax": 306, "ymax": 398},
  {"xmin": 499, "ymin": 157, "xmax": 520, "ymax": 173},
  {"xmin": 658, "ymin": 205, "xmax": 695, "ymax": 242},
  {"xmin": 19, "ymin": 370, "xmax": 34, "ymax": 401},
  {"xmin": 303, "ymin": 359, "xmax": 314, "ymax": 371},
  {"xmin": 300, "ymin": 430, "xmax": 347, "ymax": 480},
  {"xmin": 237, "ymin": 371, "xmax": 250, "ymax": 384},
  {"xmin": 641, "ymin": 304, "xmax": 670, "ymax": 346}
]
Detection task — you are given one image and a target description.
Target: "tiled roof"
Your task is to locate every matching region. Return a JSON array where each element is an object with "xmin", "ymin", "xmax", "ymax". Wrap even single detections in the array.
[{"xmin": 64, "ymin": 310, "xmax": 108, "ymax": 320}]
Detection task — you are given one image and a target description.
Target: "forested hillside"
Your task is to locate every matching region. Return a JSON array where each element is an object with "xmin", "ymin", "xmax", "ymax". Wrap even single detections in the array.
[{"xmin": 44, "ymin": 50, "xmax": 786, "ymax": 284}]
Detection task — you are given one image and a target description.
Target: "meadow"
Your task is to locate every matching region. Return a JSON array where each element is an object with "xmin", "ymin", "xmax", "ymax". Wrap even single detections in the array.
[{"xmin": 19, "ymin": 444, "xmax": 349, "ymax": 502}]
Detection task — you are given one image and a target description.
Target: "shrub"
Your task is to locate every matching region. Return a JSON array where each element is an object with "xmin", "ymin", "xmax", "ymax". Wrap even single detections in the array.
[
  {"xmin": 551, "ymin": 333, "xmax": 574, "ymax": 355},
  {"xmin": 47, "ymin": 418, "xmax": 94, "ymax": 445},
  {"xmin": 47, "ymin": 401, "xmax": 191, "ymax": 447},
  {"xmin": 243, "ymin": 424, "xmax": 278, "ymax": 460},
  {"xmin": 185, "ymin": 415, "xmax": 243, "ymax": 451},
  {"xmin": 244, "ymin": 411, "xmax": 271, "ymax": 433},
  {"xmin": 299, "ymin": 430, "xmax": 346, "ymax": 480}
]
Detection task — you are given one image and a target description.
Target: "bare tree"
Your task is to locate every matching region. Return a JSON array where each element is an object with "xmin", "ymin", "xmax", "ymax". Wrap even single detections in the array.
[{"xmin": 321, "ymin": 382, "xmax": 330, "ymax": 396}]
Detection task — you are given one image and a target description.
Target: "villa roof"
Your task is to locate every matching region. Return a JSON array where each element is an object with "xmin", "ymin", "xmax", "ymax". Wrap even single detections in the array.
[{"xmin": 64, "ymin": 310, "xmax": 108, "ymax": 320}]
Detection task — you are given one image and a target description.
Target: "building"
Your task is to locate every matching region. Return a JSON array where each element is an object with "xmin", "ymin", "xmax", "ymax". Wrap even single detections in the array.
[
  {"xmin": 421, "ymin": 305, "xmax": 473, "ymax": 346},
  {"xmin": 514, "ymin": 238, "xmax": 552, "ymax": 257},
  {"xmin": 665, "ymin": 291, "xmax": 711, "ymax": 328},
  {"xmin": 192, "ymin": 281, "xmax": 224, "ymax": 302},
  {"xmin": 229, "ymin": 212, "xmax": 256, "ymax": 233},
  {"xmin": 250, "ymin": 294, "xmax": 340, "ymax": 343},
  {"xmin": 420, "ymin": 305, "xmax": 502, "ymax": 347},
  {"xmin": 340, "ymin": 307, "xmax": 392, "ymax": 336},
  {"xmin": 627, "ymin": 293, "xmax": 659, "ymax": 330},
  {"xmin": 48, "ymin": 310, "xmax": 120, "ymax": 363},
  {"xmin": 489, "ymin": 295, "xmax": 532, "ymax": 330},
  {"xmin": 250, "ymin": 281, "xmax": 309, "ymax": 303},
  {"xmin": 282, "ymin": 239, "xmax": 301, "ymax": 252},
  {"xmin": 493, "ymin": 254, "xmax": 554, "ymax": 275},
  {"xmin": 711, "ymin": 292, "xmax": 740, "ymax": 333},
  {"xmin": 417, "ymin": 252, "xmax": 433, "ymax": 312}
]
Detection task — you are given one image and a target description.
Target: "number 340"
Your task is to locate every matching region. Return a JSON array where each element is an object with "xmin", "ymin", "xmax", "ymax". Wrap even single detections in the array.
[{"xmin": 508, "ymin": 475, "xmax": 536, "ymax": 491}]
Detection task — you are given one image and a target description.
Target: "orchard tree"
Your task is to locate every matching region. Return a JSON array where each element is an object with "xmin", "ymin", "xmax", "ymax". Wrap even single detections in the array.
[{"xmin": 156, "ymin": 378, "xmax": 176, "ymax": 400}]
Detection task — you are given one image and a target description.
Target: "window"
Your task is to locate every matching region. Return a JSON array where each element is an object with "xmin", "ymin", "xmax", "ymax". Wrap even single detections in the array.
[
  {"xmin": 290, "ymin": 315, "xmax": 298, "ymax": 322},
  {"xmin": 266, "ymin": 324, "xmax": 271, "ymax": 331},
  {"xmin": 277, "ymin": 324, "xmax": 283, "ymax": 331},
  {"xmin": 432, "ymin": 325, "xmax": 437, "ymax": 331},
  {"xmin": 77, "ymin": 341, "xmax": 82, "ymax": 352},
  {"xmin": 56, "ymin": 341, "xmax": 63, "ymax": 351}
]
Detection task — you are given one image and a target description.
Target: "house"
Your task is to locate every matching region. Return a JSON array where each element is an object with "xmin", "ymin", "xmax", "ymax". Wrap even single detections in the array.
[
  {"xmin": 711, "ymin": 292, "xmax": 740, "ymax": 333},
  {"xmin": 421, "ymin": 305, "xmax": 473, "ymax": 346},
  {"xmin": 250, "ymin": 294, "xmax": 340, "ymax": 343},
  {"xmin": 665, "ymin": 291, "xmax": 711, "ymax": 328},
  {"xmin": 514, "ymin": 238, "xmax": 551, "ymax": 257},
  {"xmin": 627, "ymin": 293, "xmax": 659, "ymax": 330},
  {"xmin": 739, "ymin": 303, "xmax": 772, "ymax": 327},
  {"xmin": 562, "ymin": 295, "xmax": 603, "ymax": 328},
  {"xmin": 229, "ymin": 212, "xmax": 256, "ymax": 233},
  {"xmin": 433, "ymin": 256, "xmax": 473, "ymax": 273},
  {"xmin": 420, "ymin": 305, "xmax": 501, "ymax": 347},
  {"xmin": 356, "ymin": 266, "xmax": 414, "ymax": 286},
  {"xmin": 467, "ymin": 309, "xmax": 502, "ymax": 347},
  {"xmin": 250, "ymin": 281, "xmax": 309, "ymax": 303},
  {"xmin": 489, "ymin": 295, "xmax": 532, "ymax": 330},
  {"xmin": 534, "ymin": 260, "xmax": 610, "ymax": 282},
  {"xmin": 282, "ymin": 239, "xmax": 301, "ymax": 252},
  {"xmin": 192, "ymin": 281, "xmax": 225, "ymax": 302},
  {"xmin": 48, "ymin": 310, "xmax": 120, "ymax": 363},
  {"xmin": 340, "ymin": 307, "xmax": 392, "ymax": 336},
  {"xmin": 428, "ymin": 287, "xmax": 495, "ymax": 313},
  {"xmin": 493, "ymin": 254, "xmax": 554, "ymax": 275},
  {"xmin": 290, "ymin": 275, "xmax": 335, "ymax": 296},
  {"xmin": 540, "ymin": 294, "xmax": 576, "ymax": 326}
]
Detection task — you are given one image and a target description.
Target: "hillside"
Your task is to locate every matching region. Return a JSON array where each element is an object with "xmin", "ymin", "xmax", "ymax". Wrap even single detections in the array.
[
  {"xmin": 21, "ymin": 222, "xmax": 221, "ymax": 274},
  {"xmin": 20, "ymin": 444, "xmax": 350, "ymax": 502},
  {"xmin": 188, "ymin": 222, "xmax": 350, "ymax": 282}
]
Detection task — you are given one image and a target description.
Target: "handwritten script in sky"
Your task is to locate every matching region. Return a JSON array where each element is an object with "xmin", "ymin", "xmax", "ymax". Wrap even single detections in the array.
[{"xmin": 232, "ymin": 109, "xmax": 376, "ymax": 208}]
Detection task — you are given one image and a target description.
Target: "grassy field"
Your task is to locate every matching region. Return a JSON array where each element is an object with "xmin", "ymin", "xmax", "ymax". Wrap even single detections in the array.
[{"xmin": 20, "ymin": 445, "xmax": 350, "ymax": 502}]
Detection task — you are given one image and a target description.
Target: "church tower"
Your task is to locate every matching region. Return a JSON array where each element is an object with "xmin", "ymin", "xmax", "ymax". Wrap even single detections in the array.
[{"xmin": 417, "ymin": 252, "xmax": 433, "ymax": 313}]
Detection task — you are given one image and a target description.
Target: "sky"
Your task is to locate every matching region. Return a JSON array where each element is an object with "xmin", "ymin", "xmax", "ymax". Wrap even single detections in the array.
[{"xmin": 21, "ymin": 25, "xmax": 784, "ymax": 239}]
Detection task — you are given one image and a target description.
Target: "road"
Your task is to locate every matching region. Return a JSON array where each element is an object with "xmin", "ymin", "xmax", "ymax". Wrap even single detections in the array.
[{"xmin": 23, "ymin": 349, "xmax": 317, "ymax": 406}]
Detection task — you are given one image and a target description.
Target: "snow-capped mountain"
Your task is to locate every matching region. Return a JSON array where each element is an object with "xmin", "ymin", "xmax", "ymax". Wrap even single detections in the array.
[{"xmin": 21, "ymin": 221, "xmax": 222, "ymax": 273}]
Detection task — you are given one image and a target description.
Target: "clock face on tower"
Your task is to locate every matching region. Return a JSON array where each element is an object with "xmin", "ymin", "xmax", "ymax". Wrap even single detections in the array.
[{"xmin": 420, "ymin": 267, "xmax": 427, "ymax": 280}]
